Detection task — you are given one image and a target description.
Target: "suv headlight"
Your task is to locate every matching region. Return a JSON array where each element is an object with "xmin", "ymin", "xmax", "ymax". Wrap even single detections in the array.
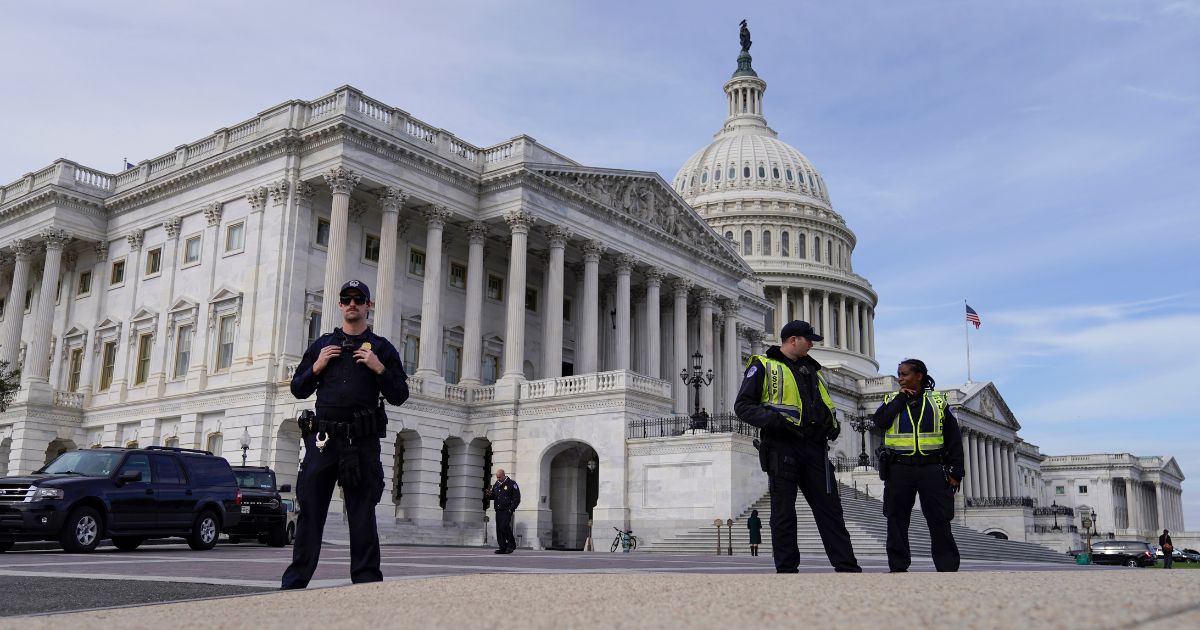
[{"xmin": 33, "ymin": 487, "xmax": 65, "ymax": 500}]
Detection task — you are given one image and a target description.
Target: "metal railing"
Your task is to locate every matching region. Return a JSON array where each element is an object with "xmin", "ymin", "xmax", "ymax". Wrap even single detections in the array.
[
  {"xmin": 1033, "ymin": 505, "xmax": 1075, "ymax": 517},
  {"xmin": 626, "ymin": 413, "xmax": 759, "ymax": 439},
  {"xmin": 832, "ymin": 455, "xmax": 878, "ymax": 472},
  {"xmin": 1029, "ymin": 524, "xmax": 1078, "ymax": 534},
  {"xmin": 966, "ymin": 497, "xmax": 1036, "ymax": 508}
]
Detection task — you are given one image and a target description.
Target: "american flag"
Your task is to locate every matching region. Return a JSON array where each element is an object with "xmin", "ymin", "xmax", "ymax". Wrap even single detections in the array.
[{"xmin": 965, "ymin": 304, "xmax": 981, "ymax": 329}]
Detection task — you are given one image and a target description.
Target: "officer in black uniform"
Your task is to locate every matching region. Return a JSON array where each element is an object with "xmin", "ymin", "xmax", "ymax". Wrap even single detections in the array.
[
  {"xmin": 485, "ymin": 468, "xmax": 520, "ymax": 553},
  {"xmin": 871, "ymin": 358, "xmax": 964, "ymax": 572},
  {"xmin": 734, "ymin": 321, "xmax": 862, "ymax": 573},
  {"xmin": 281, "ymin": 279, "xmax": 409, "ymax": 589}
]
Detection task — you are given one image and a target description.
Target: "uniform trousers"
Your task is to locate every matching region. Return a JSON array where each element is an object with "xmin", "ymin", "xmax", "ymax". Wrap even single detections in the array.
[
  {"xmin": 882, "ymin": 462, "xmax": 960, "ymax": 572},
  {"xmin": 495, "ymin": 509, "xmax": 516, "ymax": 551},
  {"xmin": 281, "ymin": 432, "xmax": 384, "ymax": 589},
  {"xmin": 767, "ymin": 438, "xmax": 861, "ymax": 573}
]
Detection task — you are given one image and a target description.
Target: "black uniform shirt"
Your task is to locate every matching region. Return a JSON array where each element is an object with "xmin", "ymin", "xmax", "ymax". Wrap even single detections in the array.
[
  {"xmin": 491, "ymin": 477, "xmax": 521, "ymax": 511},
  {"xmin": 871, "ymin": 391, "xmax": 966, "ymax": 480},
  {"xmin": 734, "ymin": 345, "xmax": 832, "ymax": 446},
  {"xmin": 291, "ymin": 327, "xmax": 409, "ymax": 413}
]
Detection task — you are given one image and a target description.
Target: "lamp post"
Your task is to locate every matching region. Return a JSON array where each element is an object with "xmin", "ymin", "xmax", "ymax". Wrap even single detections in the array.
[
  {"xmin": 846, "ymin": 404, "xmax": 872, "ymax": 468},
  {"xmin": 680, "ymin": 350, "xmax": 714, "ymax": 431},
  {"xmin": 239, "ymin": 428, "xmax": 251, "ymax": 466},
  {"xmin": 1051, "ymin": 500, "xmax": 1061, "ymax": 531},
  {"xmin": 1081, "ymin": 509, "xmax": 1093, "ymax": 555}
]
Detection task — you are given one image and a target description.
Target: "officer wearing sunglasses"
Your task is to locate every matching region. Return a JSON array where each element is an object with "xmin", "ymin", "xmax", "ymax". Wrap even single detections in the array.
[{"xmin": 282, "ymin": 279, "xmax": 409, "ymax": 589}]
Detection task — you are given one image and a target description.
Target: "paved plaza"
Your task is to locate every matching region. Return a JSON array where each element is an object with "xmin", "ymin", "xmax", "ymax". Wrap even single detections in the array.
[{"xmin": 1, "ymin": 543, "xmax": 1198, "ymax": 628}]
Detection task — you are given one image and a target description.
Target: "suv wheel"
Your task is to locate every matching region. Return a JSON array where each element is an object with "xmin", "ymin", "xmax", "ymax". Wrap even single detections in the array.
[
  {"xmin": 187, "ymin": 511, "xmax": 221, "ymax": 551},
  {"xmin": 266, "ymin": 521, "xmax": 289, "ymax": 547},
  {"xmin": 0, "ymin": 540, "xmax": 13, "ymax": 553},
  {"xmin": 1125, "ymin": 558, "xmax": 1139, "ymax": 568},
  {"xmin": 112, "ymin": 536, "xmax": 144, "ymax": 552},
  {"xmin": 60, "ymin": 507, "xmax": 103, "ymax": 553}
]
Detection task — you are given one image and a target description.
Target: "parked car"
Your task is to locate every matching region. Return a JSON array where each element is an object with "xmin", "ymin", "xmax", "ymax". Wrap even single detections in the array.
[
  {"xmin": 225, "ymin": 466, "xmax": 290, "ymax": 547},
  {"xmin": 1090, "ymin": 540, "xmax": 1156, "ymax": 567},
  {"xmin": 281, "ymin": 498, "xmax": 298, "ymax": 545},
  {"xmin": 0, "ymin": 446, "xmax": 241, "ymax": 553},
  {"xmin": 1181, "ymin": 549, "xmax": 1200, "ymax": 563},
  {"xmin": 1155, "ymin": 546, "xmax": 1190, "ymax": 563}
]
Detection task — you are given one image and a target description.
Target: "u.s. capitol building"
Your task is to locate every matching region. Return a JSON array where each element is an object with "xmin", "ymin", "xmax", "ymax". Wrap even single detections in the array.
[{"xmin": 0, "ymin": 35, "xmax": 1187, "ymax": 553}]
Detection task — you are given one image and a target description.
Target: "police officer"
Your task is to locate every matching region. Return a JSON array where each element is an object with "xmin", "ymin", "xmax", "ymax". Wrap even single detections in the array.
[
  {"xmin": 485, "ymin": 468, "xmax": 520, "ymax": 554},
  {"xmin": 872, "ymin": 358, "xmax": 964, "ymax": 573},
  {"xmin": 734, "ymin": 320, "xmax": 862, "ymax": 573},
  {"xmin": 281, "ymin": 279, "xmax": 409, "ymax": 589}
]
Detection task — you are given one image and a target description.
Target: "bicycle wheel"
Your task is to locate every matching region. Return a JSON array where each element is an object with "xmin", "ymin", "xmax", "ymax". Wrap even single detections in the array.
[
  {"xmin": 610, "ymin": 536, "xmax": 620, "ymax": 552},
  {"xmin": 630, "ymin": 536, "xmax": 639, "ymax": 550}
]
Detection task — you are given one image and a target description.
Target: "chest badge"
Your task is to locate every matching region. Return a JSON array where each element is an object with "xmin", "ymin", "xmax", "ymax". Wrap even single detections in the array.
[{"xmin": 361, "ymin": 342, "xmax": 372, "ymax": 351}]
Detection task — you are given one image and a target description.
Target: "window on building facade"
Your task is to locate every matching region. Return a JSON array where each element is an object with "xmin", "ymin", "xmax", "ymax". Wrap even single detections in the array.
[
  {"xmin": 134, "ymin": 333, "xmax": 153, "ymax": 385},
  {"xmin": 224, "ymin": 221, "xmax": 245, "ymax": 254},
  {"xmin": 758, "ymin": 165, "xmax": 766, "ymax": 178},
  {"xmin": 67, "ymin": 348, "xmax": 83, "ymax": 392},
  {"xmin": 449, "ymin": 262, "xmax": 466, "ymax": 289},
  {"xmin": 781, "ymin": 232, "xmax": 790, "ymax": 257},
  {"xmin": 814, "ymin": 237, "xmax": 821, "ymax": 262},
  {"xmin": 826, "ymin": 241, "xmax": 832, "ymax": 265},
  {"xmin": 174, "ymin": 325, "xmax": 192, "ymax": 379},
  {"xmin": 714, "ymin": 167, "xmax": 721, "ymax": 181},
  {"xmin": 1078, "ymin": 485, "xmax": 1088, "ymax": 494},
  {"xmin": 786, "ymin": 169, "xmax": 794, "ymax": 181},
  {"xmin": 1055, "ymin": 485, "xmax": 1065, "ymax": 495},
  {"xmin": 110, "ymin": 259, "xmax": 126, "ymax": 286},
  {"xmin": 305, "ymin": 313, "xmax": 321, "ymax": 348},
  {"xmin": 701, "ymin": 170, "xmax": 708, "ymax": 184},
  {"xmin": 742, "ymin": 231, "xmax": 752, "ymax": 256},
  {"xmin": 183, "ymin": 234, "xmax": 202, "ymax": 266},
  {"xmin": 363, "ymin": 234, "xmax": 380, "ymax": 263},
  {"xmin": 216, "ymin": 315, "xmax": 236, "ymax": 370},
  {"xmin": 77, "ymin": 270, "xmax": 92, "ymax": 296},
  {"xmin": 482, "ymin": 355, "xmax": 499, "ymax": 385},
  {"xmin": 444, "ymin": 346, "xmax": 462, "ymax": 384},
  {"xmin": 486, "ymin": 274, "xmax": 504, "ymax": 301},
  {"xmin": 403, "ymin": 336, "xmax": 420, "ymax": 373},
  {"xmin": 725, "ymin": 230, "xmax": 733, "ymax": 242},
  {"xmin": 99, "ymin": 341, "xmax": 117, "ymax": 391},
  {"xmin": 24, "ymin": 289, "xmax": 32, "ymax": 312},
  {"xmin": 408, "ymin": 248, "xmax": 426, "ymax": 277},
  {"xmin": 762, "ymin": 230, "xmax": 771, "ymax": 256},
  {"xmin": 207, "ymin": 433, "xmax": 222, "ymax": 456},
  {"xmin": 772, "ymin": 166, "xmax": 780, "ymax": 179},
  {"xmin": 728, "ymin": 166, "xmax": 736, "ymax": 180},
  {"xmin": 315, "ymin": 218, "xmax": 330, "ymax": 247},
  {"xmin": 525, "ymin": 288, "xmax": 538, "ymax": 313},
  {"xmin": 164, "ymin": 437, "xmax": 179, "ymax": 449},
  {"xmin": 145, "ymin": 247, "xmax": 162, "ymax": 277}
]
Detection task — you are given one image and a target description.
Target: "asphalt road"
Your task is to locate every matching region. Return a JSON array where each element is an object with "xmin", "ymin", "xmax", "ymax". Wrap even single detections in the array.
[{"xmin": 0, "ymin": 542, "xmax": 1123, "ymax": 618}]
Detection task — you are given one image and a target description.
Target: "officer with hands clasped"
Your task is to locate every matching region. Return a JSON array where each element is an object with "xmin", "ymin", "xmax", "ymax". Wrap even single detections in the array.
[
  {"xmin": 485, "ymin": 468, "xmax": 520, "ymax": 554},
  {"xmin": 734, "ymin": 320, "xmax": 862, "ymax": 573},
  {"xmin": 281, "ymin": 279, "xmax": 409, "ymax": 589},
  {"xmin": 872, "ymin": 358, "xmax": 964, "ymax": 573}
]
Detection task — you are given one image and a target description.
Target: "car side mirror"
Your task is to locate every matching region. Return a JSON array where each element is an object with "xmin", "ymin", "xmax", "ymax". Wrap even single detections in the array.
[
  {"xmin": 279, "ymin": 484, "xmax": 292, "ymax": 493},
  {"xmin": 116, "ymin": 470, "xmax": 142, "ymax": 486}
]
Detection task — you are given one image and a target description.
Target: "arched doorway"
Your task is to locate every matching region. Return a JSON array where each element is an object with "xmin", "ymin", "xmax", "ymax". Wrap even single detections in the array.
[
  {"xmin": 986, "ymin": 530, "xmax": 1009, "ymax": 540},
  {"xmin": 542, "ymin": 441, "xmax": 599, "ymax": 550},
  {"xmin": 0, "ymin": 437, "xmax": 11, "ymax": 477},
  {"xmin": 44, "ymin": 439, "xmax": 76, "ymax": 465},
  {"xmin": 272, "ymin": 417, "xmax": 303, "ymax": 495}
]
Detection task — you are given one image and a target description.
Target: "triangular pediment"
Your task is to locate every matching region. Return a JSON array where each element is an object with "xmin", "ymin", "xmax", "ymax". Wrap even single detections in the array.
[
  {"xmin": 95, "ymin": 317, "xmax": 121, "ymax": 331},
  {"xmin": 1159, "ymin": 457, "xmax": 1185, "ymax": 480},
  {"xmin": 168, "ymin": 297, "xmax": 198, "ymax": 314},
  {"xmin": 958, "ymin": 382, "xmax": 1021, "ymax": 431},
  {"xmin": 130, "ymin": 307, "xmax": 158, "ymax": 324},
  {"xmin": 530, "ymin": 165, "xmax": 753, "ymax": 277},
  {"xmin": 209, "ymin": 286, "xmax": 242, "ymax": 304},
  {"xmin": 63, "ymin": 325, "xmax": 88, "ymax": 338}
]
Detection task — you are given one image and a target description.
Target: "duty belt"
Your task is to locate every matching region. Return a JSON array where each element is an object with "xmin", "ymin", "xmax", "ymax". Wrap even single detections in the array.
[
  {"xmin": 892, "ymin": 453, "xmax": 943, "ymax": 466},
  {"xmin": 314, "ymin": 411, "xmax": 377, "ymax": 440}
]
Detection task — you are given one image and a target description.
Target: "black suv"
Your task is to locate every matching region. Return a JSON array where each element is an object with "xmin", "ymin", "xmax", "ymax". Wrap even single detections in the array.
[
  {"xmin": 1090, "ymin": 540, "xmax": 1156, "ymax": 567},
  {"xmin": 0, "ymin": 447, "xmax": 241, "ymax": 553},
  {"xmin": 225, "ymin": 466, "xmax": 291, "ymax": 547}
]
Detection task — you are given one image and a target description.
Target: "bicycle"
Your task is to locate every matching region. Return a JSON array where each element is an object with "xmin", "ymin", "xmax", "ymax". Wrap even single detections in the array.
[{"xmin": 609, "ymin": 526, "xmax": 639, "ymax": 552}]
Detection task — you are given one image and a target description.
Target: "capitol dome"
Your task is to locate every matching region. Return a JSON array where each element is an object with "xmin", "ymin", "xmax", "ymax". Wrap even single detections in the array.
[{"xmin": 673, "ymin": 28, "xmax": 878, "ymax": 374}]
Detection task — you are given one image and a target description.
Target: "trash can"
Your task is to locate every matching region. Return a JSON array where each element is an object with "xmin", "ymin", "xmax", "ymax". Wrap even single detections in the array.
[{"xmin": 1075, "ymin": 553, "xmax": 1091, "ymax": 565}]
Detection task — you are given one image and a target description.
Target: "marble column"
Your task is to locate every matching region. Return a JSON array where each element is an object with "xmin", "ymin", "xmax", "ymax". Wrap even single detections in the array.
[
  {"xmin": 867, "ymin": 308, "xmax": 876, "ymax": 359},
  {"xmin": 24, "ymin": 230, "xmax": 68, "ymax": 382},
  {"xmin": 774, "ymin": 287, "xmax": 785, "ymax": 336},
  {"xmin": 971, "ymin": 433, "xmax": 983, "ymax": 497},
  {"xmin": 1007, "ymin": 445, "xmax": 1017, "ymax": 496},
  {"xmin": 801, "ymin": 288, "xmax": 811, "ymax": 323},
  {"xmin": 578, "ymin": 240, "xmax": 603, "ymax": 375},
  {"xmin": 699, "ymin": 290, "xmax": 716, "ymax": 414},
  {"xmin": 672, "ymin": 278, "xmax": 692, "ymax": 414},
  {"xmin": 542, "ymin": 226, "xmax": 569, "ymax": 379},
  {"xmin": 837, "ymin": 295, "xmax": 847, "ymax": 350},
  {"xmin": 998, "ymin": 443, "xmax": 1010, "ymax": 497},
  {"xmin": 0, "ymin": 239, "xmax": 36, "ymax": 368},
  {"xmin": 644, "ymin": 268, "xmax": 664, "ymax": 379},
  {"xmin": 780, "ymin": 287, "xmax": 790, "ymax": 325},
  {"xmin": 374, "ymin": 187, "xmax": 408, "ymax": 339},
  {"xmin": 415, "ymin": 205, "xmax": 452, "ymax": 381},
  {"xmin": 852, "ymin": 300, "xmax": 862, "ymax": 353},
  {"xmin": 821, "ymin": 291, "xmax": 832, "ymax": 347},
  {"xmin": 614, "ymin": 255, "xmax": 634, "ymax": 371},
  {"xmin": 748, "ymin": 329, "xmax": 764, "ymax": 357},
  {"xmin": 501, "ymin": 210, "xmax": 532, "ymax": 380},
  {"xmin": 722, "ymin": 301, "xmax": 739, "ymax": 413},
  {"xmin": 459, "ymin": 222, "xmax": 488, "ymax": 386},
  {"xmin": 962, "ymin": 431, "xmax": 973, "ymax": 498},
  {"xmin": 320, "ymin": 166, "xmax": 359, "ymax": 333}
]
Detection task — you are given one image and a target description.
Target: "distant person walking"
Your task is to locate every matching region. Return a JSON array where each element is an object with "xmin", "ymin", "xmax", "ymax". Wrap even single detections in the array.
[
  {"xmin": 1160, "ymin": 529, "xmax": 1174, "ymax": 568},
  {"xmin": 747, "ymin": 509, "xmax": 762, "ymax": 556}
]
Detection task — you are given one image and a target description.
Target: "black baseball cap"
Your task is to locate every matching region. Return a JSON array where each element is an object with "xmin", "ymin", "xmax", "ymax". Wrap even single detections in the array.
[
  {"xmin": 339, "ymin": 279, "xmax": 371, "ymax": 302},
  {"xmin": 780, "ymin": 320, "xmax": 823, "ymax": 342}
]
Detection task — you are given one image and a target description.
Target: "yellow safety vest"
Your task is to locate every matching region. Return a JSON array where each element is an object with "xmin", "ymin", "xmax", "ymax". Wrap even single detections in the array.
[
  {"xmin": 748, "ymin": 355, "xmax": 837, "ymax": 431},
  {"xmin": 882, "ymin": 391, "xmax": 947, "ymax": 455}
]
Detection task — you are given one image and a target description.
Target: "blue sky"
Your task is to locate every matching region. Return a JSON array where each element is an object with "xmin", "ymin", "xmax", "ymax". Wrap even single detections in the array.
[{"xmin": 3, "ymin": 1, "xmax": 1198, "ymax": 528}]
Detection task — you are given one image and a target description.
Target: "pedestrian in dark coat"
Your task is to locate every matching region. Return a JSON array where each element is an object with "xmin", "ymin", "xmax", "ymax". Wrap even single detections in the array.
[{"xmin": 747, "ymin": 509, "xmax": 763, "ymax": 556}]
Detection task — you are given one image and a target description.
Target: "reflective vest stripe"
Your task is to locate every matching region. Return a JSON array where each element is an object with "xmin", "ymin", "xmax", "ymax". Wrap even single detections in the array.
[
  {"xmin": 883, "ymin": 391, "xmax": 947, "ymax": 455},
  {"xmin": 748, "ymin": 355, "xmax": 836, "ymax": 428}
]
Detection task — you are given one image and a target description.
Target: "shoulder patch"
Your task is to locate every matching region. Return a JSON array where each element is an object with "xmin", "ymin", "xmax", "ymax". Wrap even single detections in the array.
[{"xmin": 744, "ymin": 365, "xmax": 758, "ymax": 379}]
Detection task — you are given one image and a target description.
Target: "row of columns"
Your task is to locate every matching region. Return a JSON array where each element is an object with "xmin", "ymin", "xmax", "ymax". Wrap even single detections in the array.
[
  {"xmin": 960, "ymin": 429, "xmax": 1017, "ymax": 500},
  {"xmin": 1121, "ymin": 478, "xmax": 1178, "ymax": 534},
  {"xmin": 769, "ymin": 285, "xmax": 874, "ymax": 358},
  {"xmin": 0, "ymin": 228, "xmax": 70, "ymax": 385}
]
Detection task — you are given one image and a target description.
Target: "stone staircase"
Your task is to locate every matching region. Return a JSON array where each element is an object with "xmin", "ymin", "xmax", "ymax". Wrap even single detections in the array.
[{"xmin": 641, "ymin": 483, "xmax": 1074, "ymax": 564}]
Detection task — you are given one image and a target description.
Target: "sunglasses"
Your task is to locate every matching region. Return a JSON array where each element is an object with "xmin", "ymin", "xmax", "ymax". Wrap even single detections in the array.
[{"xmin": 339, "ymin": 295, "xmax": 367, "ymax": 305}]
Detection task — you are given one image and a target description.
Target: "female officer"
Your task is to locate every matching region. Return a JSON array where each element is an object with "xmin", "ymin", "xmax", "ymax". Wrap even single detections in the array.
[{"xmin": 872, "ymin": 359, "xmax": 965, "ymax": 572}]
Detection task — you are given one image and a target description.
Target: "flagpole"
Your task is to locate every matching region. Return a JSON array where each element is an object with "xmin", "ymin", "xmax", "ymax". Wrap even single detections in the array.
[{"xmin": 963, "ymin": 299, "xmax": 972, "ymax": 384}]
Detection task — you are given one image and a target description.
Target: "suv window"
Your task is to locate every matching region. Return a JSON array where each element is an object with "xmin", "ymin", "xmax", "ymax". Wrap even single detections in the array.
[
  {"xmin": 153, "ymin": 454, "xmax": 186, "ymax": 485},
  {"xmin": 39, "ymin": 450, "xmax": 123, "ymax": 477},
  {"xmin": 118, "ymin": 454, "xmax": 154, "ymax": 483},
  {"xmin": 182, "ymin": 455, "xmax": 236, "ymax": 487},
  {"xmin": 234, "ymin": 469, "xmax": 277, "ymax": 491}
]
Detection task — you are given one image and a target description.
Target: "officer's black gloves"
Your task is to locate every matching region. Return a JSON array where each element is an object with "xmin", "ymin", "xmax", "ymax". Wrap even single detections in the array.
[{"xmin": 825, "ymin": 420, "xmax": 841, "ymax": 442}]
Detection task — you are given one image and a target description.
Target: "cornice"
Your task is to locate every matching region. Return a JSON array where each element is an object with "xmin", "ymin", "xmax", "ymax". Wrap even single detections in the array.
[{"xmin": 0, "ymin": 188, "xmax": 108, "ymax": 224}]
